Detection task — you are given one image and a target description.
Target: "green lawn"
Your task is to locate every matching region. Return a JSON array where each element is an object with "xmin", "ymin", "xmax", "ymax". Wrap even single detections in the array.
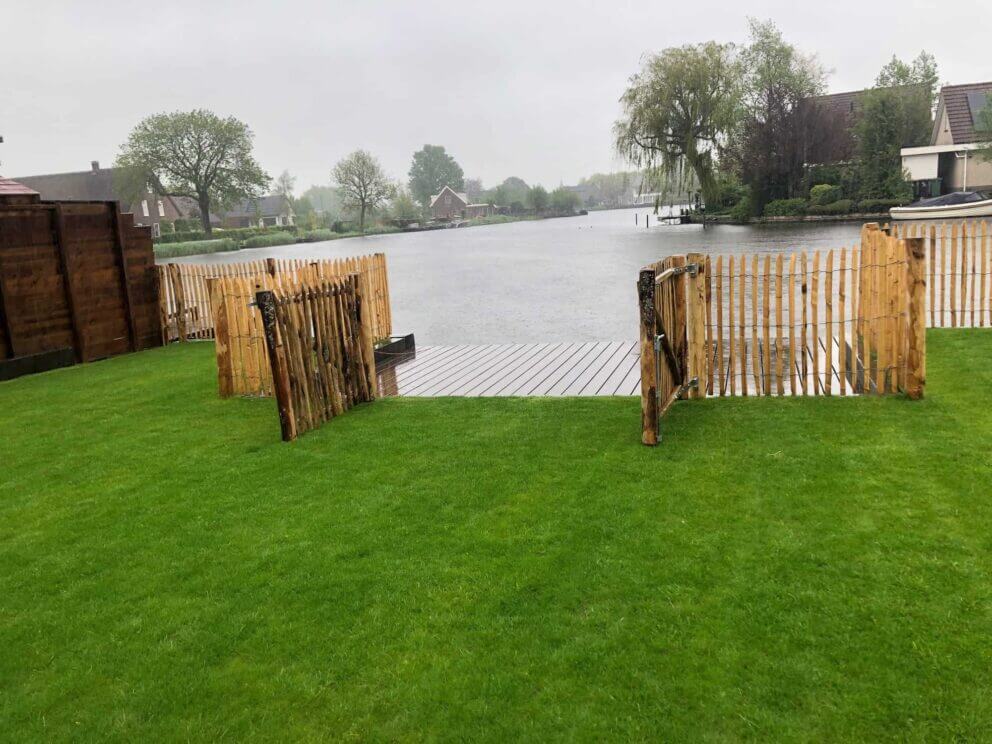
[{"xmin": 2, "ymin": 332, "xmax": 991, "ymax": 741}]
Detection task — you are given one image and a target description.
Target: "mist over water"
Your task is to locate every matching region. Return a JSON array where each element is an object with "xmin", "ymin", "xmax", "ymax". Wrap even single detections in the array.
[{"xmin": 175, "ymin": 208, "xmax": 865, "ymax": 344}]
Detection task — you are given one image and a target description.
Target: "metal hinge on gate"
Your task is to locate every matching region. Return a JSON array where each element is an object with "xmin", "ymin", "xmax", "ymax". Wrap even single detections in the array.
[
  {"xmin": 674, "ymin": 262, "xmax": 700, "ymax": 277},
  {"xmin": 653, "ymin": 262, "xmax": 699, "ymax": 284}
]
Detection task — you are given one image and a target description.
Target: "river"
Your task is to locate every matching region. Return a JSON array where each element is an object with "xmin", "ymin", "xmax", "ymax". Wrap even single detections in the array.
[{"xmin": 172, "ymin": 208, "xmax": 868, "ymax": 344}]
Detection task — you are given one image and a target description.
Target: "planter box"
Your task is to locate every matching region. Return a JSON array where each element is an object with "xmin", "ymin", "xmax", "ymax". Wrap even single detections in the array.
[{"xmin": 375, "ymin": 334, "xmax": 415, "ymax": 365}]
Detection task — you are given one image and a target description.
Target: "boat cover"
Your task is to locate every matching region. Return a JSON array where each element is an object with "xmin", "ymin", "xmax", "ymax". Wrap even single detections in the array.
[{"xmin": 909, "ymin": 191, "xmax": 990, "ymax": 208}]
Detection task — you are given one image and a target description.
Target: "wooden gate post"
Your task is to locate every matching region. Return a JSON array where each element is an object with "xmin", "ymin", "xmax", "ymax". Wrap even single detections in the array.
[
  {"xmin": 256, "ymin": 290, "xmax": 297, "ymax": 441},
  {"xmin": 686, "ymin": 252, "xmax": 707, "ymax": 400},
  {"xmin": 638, "ymin": 264, "xmax": 659, "ymax": 446},
  {"xmin": 905, "ymin": 236, "xmax": 926, "ymax": 400}
]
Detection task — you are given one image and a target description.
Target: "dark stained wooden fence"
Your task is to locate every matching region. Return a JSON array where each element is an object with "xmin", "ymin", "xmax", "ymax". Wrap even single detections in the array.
[{"xmin": 0, "ymin": 196, "xmax": 160, "ymax": 378}]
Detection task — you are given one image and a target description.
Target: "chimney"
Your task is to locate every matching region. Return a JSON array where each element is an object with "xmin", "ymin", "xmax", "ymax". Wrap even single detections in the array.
[{"xmin": 91, "ymin": 160, "xmax": 100, "ymax": 173}]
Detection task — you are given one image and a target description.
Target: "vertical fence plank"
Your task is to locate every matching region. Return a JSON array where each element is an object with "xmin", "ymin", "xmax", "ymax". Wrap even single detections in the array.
[
  {"xmin": 762, "ymin": 255, "xmax": 771, "ymax": 396},
  {"xmin": 751, "ymin": 255, "xmax": 761, "ymax": 394},
  {"xmin": 839, "ymin": 248, "xmax": 847, "ymax": 396},
  {"xmin": 800, "ymin": 251, "xmax": 809, "ymax": 396},
  {"xmin": 811, "ymin": 251, "xmax": 820, "ymax": 395},
  {"xmin": 950, "ymin": 222, "xmax": 958, "ymax": 328},
  {"xmin": 728, "ymin": 256, "xmax": 736, "ymax": 396},
  {"xmin": 257, "ymin": 290, "xmax": 296, "ymax": 441},
  {"xmin": 704, "ymin": 256, "xmax": 714, "ymax": 395},
  {"xmin": 775, "ymin": 254, "xmax": 784, "ymax": 396},
  {"xmin": 739, "ymin": 256, "xmax": 748, "ymax": 396},
  {"xmin": 788, "ymin": 253, "xmax": 797, "ymax": 395},
  {"xmin": 967, "ymin": 221, "xmax": 976, "ymax": 327},
  {"xmin": 929, "ymin": 224, "xmax": 936, "ymax": 327},
  {"xmin": 716, "ymin": 256, "xmax": 725, "ymax": 396},
  {"xmin": 981, "ymin": 220, "xmax": 988, "ymax": 327},
  {"xmin": 825, "ymin": 249, "xmax": 833, "ymax": 396},
  {"xmin": 638, "ymin": 265, "xmax": 658, "ymax": 445},
  {"xmin": 687, "ymin": 253, "xmax": 707, "ymax": 399},
  {"xmin": 906, "ymin": 237, "xmax": 926, "ymax": 400}
]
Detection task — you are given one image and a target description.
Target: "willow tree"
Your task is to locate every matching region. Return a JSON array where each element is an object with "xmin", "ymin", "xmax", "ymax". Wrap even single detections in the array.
[{"xmin": 615, "ymin": 42, "xmax": 741, "ymax": 208}]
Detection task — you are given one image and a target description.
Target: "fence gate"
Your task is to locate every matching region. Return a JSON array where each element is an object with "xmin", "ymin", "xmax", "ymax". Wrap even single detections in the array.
[
  {"xmin": 638, "ymin": 254, "xmax": 705, "ymax": 445},
  {"xmin": 638, "ymin": 227, "xmax": 928, "ymax": 446}
]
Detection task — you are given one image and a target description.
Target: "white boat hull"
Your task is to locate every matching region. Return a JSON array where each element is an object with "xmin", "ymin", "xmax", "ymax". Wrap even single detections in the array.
[{"xmin": 890, "ymin": 198, "xmax": 992, "ymax": 220}]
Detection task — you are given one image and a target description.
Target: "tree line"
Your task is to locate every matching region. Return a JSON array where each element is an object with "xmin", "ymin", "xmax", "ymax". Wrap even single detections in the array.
[
  {"xmin": 115, "ymin": 115, "xmax": 598, "ymax": 235},
  {"xmin": 614, "ymin": 18, "xmax": 991, "ymax": 219}
]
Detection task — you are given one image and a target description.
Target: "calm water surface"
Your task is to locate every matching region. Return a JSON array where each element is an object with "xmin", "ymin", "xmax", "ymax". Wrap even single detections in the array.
[{"xmin": 175, "ymin": 209, "xmax": 866, "ymax": 344}]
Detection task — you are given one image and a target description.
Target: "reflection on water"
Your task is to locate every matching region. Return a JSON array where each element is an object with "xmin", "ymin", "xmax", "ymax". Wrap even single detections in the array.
[{"xmin": 172, "ymin": 208, "xmax": 868, "ymax": 344}]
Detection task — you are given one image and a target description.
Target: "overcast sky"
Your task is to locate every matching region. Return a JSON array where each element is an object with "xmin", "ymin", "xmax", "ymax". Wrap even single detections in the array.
[{"xmin": 3, "ymin": 0, "xmax": 990, "ymax": 193}]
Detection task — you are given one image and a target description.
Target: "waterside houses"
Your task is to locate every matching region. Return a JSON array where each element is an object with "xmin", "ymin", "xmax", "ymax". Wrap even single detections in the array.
[{"xmin": 901, "ymin": 82, "xmax": 992, "ymax": 196}]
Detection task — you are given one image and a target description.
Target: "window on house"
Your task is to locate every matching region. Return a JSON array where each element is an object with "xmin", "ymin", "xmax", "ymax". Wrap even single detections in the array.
[
  {"xmin": 444, "ymin": 194, "xmax": 451, "ymax": 205},
  {"xmin": 157, "ymin": 200, "xmax": 165, "ymax": 217},
  {"xmin": 152, "ymin": 222, "xmax": 161, "ymax": 238},
  {"xmin": 141, "ymin": 200, "xmax": 149, "ymax": 217}
]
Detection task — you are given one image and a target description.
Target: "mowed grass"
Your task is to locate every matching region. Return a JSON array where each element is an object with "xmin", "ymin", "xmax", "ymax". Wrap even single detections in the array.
[{"xmin": 1, "ymin": 332, "xmax": 991, "ymax": 741}]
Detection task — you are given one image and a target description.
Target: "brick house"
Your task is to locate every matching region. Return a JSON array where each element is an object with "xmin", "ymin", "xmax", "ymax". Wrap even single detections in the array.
[
  {"xmin": 13, "ymin": 161, "xmax": 191, "ymax": 237},
  {"xmin": 799, "ymin": 85, "xmax": 931, "ymax": 167},
  {"xmin": 218, "ymin": 194, "xmax": 295, "ymax": 228},
  {"xmin": 430, "ymin": 185, "xmax": 495, "ymax": 220}
]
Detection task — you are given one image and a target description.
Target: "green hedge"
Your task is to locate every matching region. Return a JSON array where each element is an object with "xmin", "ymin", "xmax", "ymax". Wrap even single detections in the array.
[
  {"xmin": 810, "ymin": 184, "xmax": 842, "ymax": 206},
  {"xmin": 729, "ymin": 196, "xmax": 755, "ymax": 222},
  {"xmin": 858, "ymin": 198, "xmax": 911, "ymax": 213},
  {"xmin": 808, "ymin": 199, "xmax": 855, "ymax": 216},
  {"xmin": 153, "ymin": 239, "xmax": 237, "ymax": 259},
  {"xmin": 242, "ymin": 231, "xmax": 296, "ymax": 249},
  {"xmin": 156, "ymin": 230, "xmax": 208, "ymax": 244},
  {"xmin": 154, "ymin": 224, "xmax": 300, "ymax": 244},
  {"xmin": 763, "ymin": 198, "xmax": 807, "ymax": 217},
  {"xmin": 299, "ymin": 229, "xmax": 335, "ymax": 242}
]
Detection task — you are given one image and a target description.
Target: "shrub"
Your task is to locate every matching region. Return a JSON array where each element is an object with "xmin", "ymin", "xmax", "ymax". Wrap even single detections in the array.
[
  {"xmin": 858, "ymin": 198, "xmax": 911, "ymax": 213},
  {"xmin": 173, "ymin": 218, "xmax": 199, "ymax": 232},
  {"xmin": 155, "ymin": 230, "xmax": 208, "ymax": 244},
  {"xmin": 158, "ymin": 220, "xmax": 175, "ymax": 235},
  {"xmin": 807, "ymin": 199, "xmax": 855, "ymax": 216},
  {"xmin": 763, "ymin": 198, "xmax": 807, "ymax": 217},
  {"xmin": 729, "ymin": 196, "xmax": 755, "ymax": 222},
  {"xmin": 810, "ymin": 184, "xmax": 841, "ymax": 206},
  {"xmin": 241, "ymin": 231, "xmax": 296, "ymax": 249},
  {"xmin": 153, "ymin": 238, "xmax": 237, "ymax": 259},
  {"xmin": 300, "ymin": 229, "xmax": 335, "ymax": 242}
]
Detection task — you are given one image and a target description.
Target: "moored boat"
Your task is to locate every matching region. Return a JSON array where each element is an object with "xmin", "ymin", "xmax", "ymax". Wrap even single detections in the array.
[{"xmin": 890, "ymin": 191, "xmax": 992, "ymax": 220}]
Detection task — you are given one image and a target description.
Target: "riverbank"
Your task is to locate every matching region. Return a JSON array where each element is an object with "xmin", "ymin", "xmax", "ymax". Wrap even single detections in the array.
[
  {"xmin": 154, "ymin": 212, "xmax": 582, "ymax": 259},
  {"xmin": 690, "ymin": 211, "xmax": 890, "ymax": 227}
]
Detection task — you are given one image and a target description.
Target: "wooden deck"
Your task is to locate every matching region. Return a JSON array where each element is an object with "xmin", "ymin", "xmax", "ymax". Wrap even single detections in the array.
[
  {"xmin": 376, "ymin": 341, "xmax": 642, "ymax": 397},
  {"xmin": 376, "ymin": 337, "xmax": 867, "ymax": 398}
]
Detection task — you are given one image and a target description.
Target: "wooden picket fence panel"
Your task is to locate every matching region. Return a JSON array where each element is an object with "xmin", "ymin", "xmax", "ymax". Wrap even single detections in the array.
[
  {"xmin": 158, "ymin": 253, "xmax": 391, "ymax": 344},
  {"xmin": 638, "ymin": 224, "xmax": 927, "ymax": 445},
  {"xmin": 891, "ymin": 220, "xmax": 990, "ymax": 328},
  {"xmin": 208, "ymin": 264, "xmax": 382, "ymax": 399},
  {"xmin": 256, "ymin": 277, "xmax": 377, "ymax": 442}
]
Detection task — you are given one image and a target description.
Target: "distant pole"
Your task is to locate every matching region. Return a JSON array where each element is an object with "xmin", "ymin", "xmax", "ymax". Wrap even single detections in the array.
[
  {"xmin": 635, "ymin": 213, "xmax": 638, "ymax": 226},
  {"xmin": 646, "ymin": 214, "xmax": 650, "ymax": 228}
]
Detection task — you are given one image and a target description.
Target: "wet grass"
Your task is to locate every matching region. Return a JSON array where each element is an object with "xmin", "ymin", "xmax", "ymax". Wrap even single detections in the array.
[{"xmin": 1, "ymin": 331, "xmax": 990, "ymax": 740}]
